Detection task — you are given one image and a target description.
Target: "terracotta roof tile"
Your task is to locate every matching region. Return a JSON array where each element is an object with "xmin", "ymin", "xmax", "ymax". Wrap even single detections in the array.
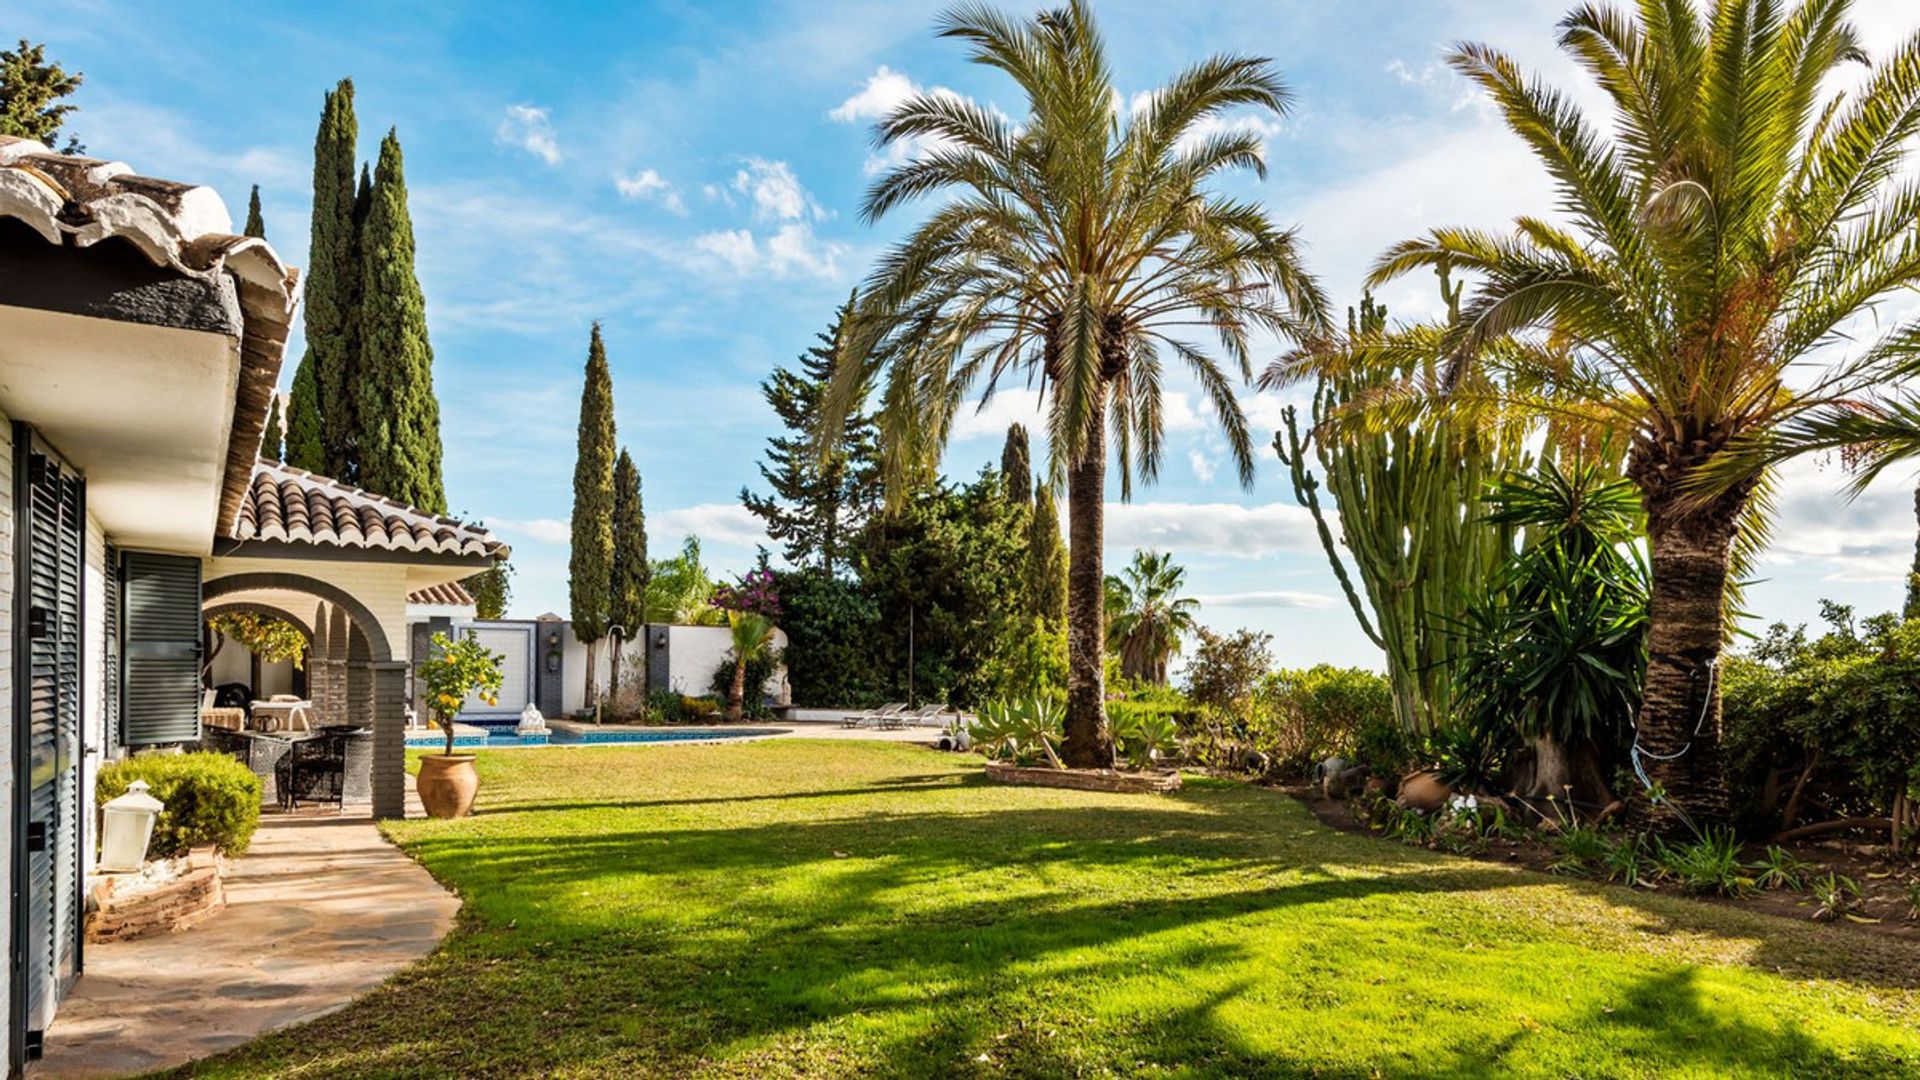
[
  {"xmin": 407, "ymin": 582, "xmax": 476, "ymax": 607},
  {"xmin": 0, "ymin": 135, "xmax": 297, "ymax": 538},
  {"xmin": 235, "ymin": 461, "xmax": 508, "ymax": 560}
]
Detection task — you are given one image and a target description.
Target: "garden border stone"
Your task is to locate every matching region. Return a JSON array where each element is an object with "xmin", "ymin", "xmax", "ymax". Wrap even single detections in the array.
[{"xmin": 983, "ymin": 760, "xmax": 1182, "ymax": 794}]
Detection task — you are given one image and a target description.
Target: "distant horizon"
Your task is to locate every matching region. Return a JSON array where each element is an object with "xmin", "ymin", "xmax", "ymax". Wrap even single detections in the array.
[{"xmin": 20, "ymin": 0, "xmax": 1920, "ymax": 672}]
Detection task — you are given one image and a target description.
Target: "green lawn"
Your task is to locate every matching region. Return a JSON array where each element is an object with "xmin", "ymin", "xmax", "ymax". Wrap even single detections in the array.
[{"xmin": 179, "ymin": 740, "xmax": 1919, "ymax": 1078}]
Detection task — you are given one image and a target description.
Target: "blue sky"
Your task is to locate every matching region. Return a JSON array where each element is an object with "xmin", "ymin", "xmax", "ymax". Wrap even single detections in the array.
[{"xmin": 18, "ymin": 0, "xmax": 1920, "ymax": 670}]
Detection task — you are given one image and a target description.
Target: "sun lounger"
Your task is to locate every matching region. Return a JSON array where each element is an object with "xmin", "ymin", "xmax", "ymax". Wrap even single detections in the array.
[
  {"xmin": 899, "ymin": 705, "xmax": 950, "ymax": 729},
  {"xmin": 843, "ymin": 702, "xmax": 907, "ymax": 728}
]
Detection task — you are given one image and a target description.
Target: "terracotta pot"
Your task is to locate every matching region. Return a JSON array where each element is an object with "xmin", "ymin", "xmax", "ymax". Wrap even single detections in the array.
[{"xmin": 417, "ymin": 754, "xmax": 479, "ymax": 819}]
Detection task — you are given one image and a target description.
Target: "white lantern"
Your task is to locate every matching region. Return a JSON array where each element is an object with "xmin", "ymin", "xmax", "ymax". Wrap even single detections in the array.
[{"xmin": 97, "ymin": 779, "xmax": 164, "ymax": 872}]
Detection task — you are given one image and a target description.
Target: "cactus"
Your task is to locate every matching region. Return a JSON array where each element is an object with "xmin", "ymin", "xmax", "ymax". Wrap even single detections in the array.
[{"xmin": 1276, "ymin": 270, "xmax": 1530, "ymax": 733}]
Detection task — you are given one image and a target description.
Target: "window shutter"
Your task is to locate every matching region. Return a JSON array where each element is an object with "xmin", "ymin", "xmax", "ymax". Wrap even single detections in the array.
[
  {"xmin": 103, "ymin": 542, "xmax": 120, "ymax": 752},
  {"xmin": 121, "ymin": 552, "xmax": 202, "ymax": 746}
]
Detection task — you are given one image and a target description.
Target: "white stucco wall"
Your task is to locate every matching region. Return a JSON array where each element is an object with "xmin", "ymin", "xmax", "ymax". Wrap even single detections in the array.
[
  {"xmin": 81, "ymin": 513, "xmax": 105, "ymax": 876},
  {"xmin": 202, "ymin": 556, "xmax": 413, "ymax": 663},
  {"xmin": 557, "ymin": 622, "xmax": 788, "ymax": 714},
  {"xmin": 206, "ymin": 641, "xmax": 295, "ymax": 698}
]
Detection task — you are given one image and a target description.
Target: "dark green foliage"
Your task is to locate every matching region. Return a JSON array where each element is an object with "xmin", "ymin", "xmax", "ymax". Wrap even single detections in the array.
[
  {"xmin": 260, "ymin": 397, "xmax": 283, "ymax": 462},
  {"xmin": 1454, "ymin": 459, "xmax": 1647, "ymax": 746},
  {"xmin": 773, "ymin": 569, "xmax": 884, "ymax": 707},
  {"xmin": 284, "ymin": 352, "xmax": 326, "ymax": 473},
  {"xmin": 305, "ymin": 79, "xmax": 362, "ymax": 482},
  {"xmin": 0, "ymin": 40, "xmax": 82, "ymax": 151},
  {"xmin": 1427, "ymin": 715, "xmax": 1516, "ymax": 793},
  {"xmin": 1350, "ymin": 709, "xmax": 1413, "ymax": 780},
  {"xmin": 243, "ymin": 184, "xmax": 266, "ymax": 239},
  {"xmin": 1182, "ymin": 627, "xmax": 1273, "ymax": 720},
  {"xmin": 1025, "ymin": 483, "xmax": 1067, "ymax": 625},
  {"xmin": 569, "ymin": 324, "xmax": 616, "ymax": 643},
  {"xmin": 353, "ymin": 130, "xmax": 445, "ymax": 512},
  {"xmin": 464, "ymin": 538, "xmax": 513, "ymax": 620},
  {"xmin": 1000, "ymin": 425, "xmax": 1032, "ymax": 506},
  {"xmin": 1722, "ymin": 603, "xmax": 1920, "ymax": 833},
  {"xmin": 96, "ymin": 753, "xmax": 261, "ymax": 857},
  {"xmin": 740, "ymin": 294, "xmax": 880, "ymax": 579},
  {"xmin": 1653, "ymin": 830, "xmax": 1753, "ymax": 897},
  {"xmin": 708, "ymin": 649, "xmax": 783, "ymax": 720},
  {"xmin": 851, "ymin": 470, "xmax": 1026, "ymax": 707},
  {"xmin": 610, "ymin": 449, "xmax": 649, "ymax": 635},
  {"xmin": 982, "ymin": 614, "xmax": 1067, "ymax": 702}
]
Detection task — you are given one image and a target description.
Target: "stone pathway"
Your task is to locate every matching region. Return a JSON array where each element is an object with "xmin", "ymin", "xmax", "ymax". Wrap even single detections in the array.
[{"xmin": 39, "ymin": 807, "xmax": 459, "ymax": 1078}]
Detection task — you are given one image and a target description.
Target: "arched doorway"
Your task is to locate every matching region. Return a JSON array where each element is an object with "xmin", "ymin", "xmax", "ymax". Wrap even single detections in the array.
[{"xmin": 201, "ymin": 572, "xmax": 410, "ymax": 818}]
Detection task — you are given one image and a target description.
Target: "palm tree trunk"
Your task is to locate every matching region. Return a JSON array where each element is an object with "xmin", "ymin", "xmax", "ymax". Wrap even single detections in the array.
[
  {"xmin": 1063, "ymin": 383, "xmax": 1114, "ymax": 769},
  {"xmin": 1632, "ymin": 492, "xmax": 1741, "ymax": 835},
  {"xmin": 729, "ymin": 656, "xmax": 747, "ymax": 722}
]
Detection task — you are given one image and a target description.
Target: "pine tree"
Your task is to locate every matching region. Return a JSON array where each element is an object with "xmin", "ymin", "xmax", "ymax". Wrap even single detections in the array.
[
  {"xmin": 353, "ymin": 129, "xmax": 445, "ymax": 512},
  {"xmin": 0, "ymin": 40, "xmax": 83, "ymax": 152},
  {"xmin": 570, "ymin": 323, "xmax": 617, "ymax": 706},
  {"xmin": 1027, "ymin": 482, "xmax": 1067, "ymax": 626},
  {"xmin": 284, "ymin": 353, "xmax": 325, "ymax": 472},
  {"xmin": 301, "ymin": 79, "xmax": 362, "ymax": 482},
  {"xmin": 243, "ymin": 185, "xmax": 266, "ymax": 239},
  {"xmin": 608, "ymin": 448, "xmax": 650, "ymax": 699},
  {"xmin": 740, "ymin": 294, "xmax": 880, "ymax": 578},
  {"xmin": 1001, "ymin": 424, "xmax": 1032, "ymax": 506}
]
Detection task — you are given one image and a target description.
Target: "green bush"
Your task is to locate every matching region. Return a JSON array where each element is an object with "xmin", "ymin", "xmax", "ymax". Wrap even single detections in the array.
[
  {"xmin": 708, "ymin": 651, "xmax": 782, "ymax": 719},
  {"xmin": 1248, "ymin": 665, "xmax": 1394, "ymax": 777},
  {"xmin": 97, "ymin": 752, "xmax": 261, "ymax": 858},
  {"xmin": 681, "ymin": 696, "xmax": 721, "ymax": 721}
]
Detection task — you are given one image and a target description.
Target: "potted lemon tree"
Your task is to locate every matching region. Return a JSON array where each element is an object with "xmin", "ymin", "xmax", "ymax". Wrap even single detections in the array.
[{"xmin": 417, "ymin": 630, "xmax": 504, "ymax": 819}]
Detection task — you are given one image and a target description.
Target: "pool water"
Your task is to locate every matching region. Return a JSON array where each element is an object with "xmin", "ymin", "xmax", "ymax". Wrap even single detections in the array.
[{"xmin": 404, "ymin": 725, "xmax": 788, "ymax": 749}]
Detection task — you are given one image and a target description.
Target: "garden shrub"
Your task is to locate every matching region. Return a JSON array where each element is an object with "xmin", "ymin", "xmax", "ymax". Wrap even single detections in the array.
[
  {"xmin": 1247, "ymin": 665, "xmax": 1393, "ymax": 777},
  {"xmin": 680, "ymin": 696, "xmax": 721, "ymax": 721},
  {"xmin": 708, "ymin": 650, "xmax": 782, "ymax": 719},
  {"xmin": 1722, "ymin": 603, "xmax": 1920, "ymax": 833},
  {"xmin": 97, "ymin": 752, "xmax": 262, "ymax": 858}
]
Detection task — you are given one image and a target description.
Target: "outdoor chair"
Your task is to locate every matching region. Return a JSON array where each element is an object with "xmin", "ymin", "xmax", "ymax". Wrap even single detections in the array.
[
  {"xmin": 901, "ymin": 705, "xmax": 951, "ymax": 729},
  {"xmin": 843, "ymin": 702, "xmax": 906, "ymax": 728}
]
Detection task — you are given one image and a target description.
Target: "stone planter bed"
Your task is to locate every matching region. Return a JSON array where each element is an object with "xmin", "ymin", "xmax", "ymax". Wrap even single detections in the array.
[
  {"xmin": 84, "ymin": 847, "xmax": 226, "ymax": 944},
  {"xmin": 983, "ymin": 760, "xmax": 1182, "ymax": 794}
]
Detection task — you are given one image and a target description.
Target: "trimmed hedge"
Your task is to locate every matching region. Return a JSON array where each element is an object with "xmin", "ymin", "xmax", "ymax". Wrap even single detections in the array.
[{"xmin": 97, "ymin": 752, "xmax": 262, "ymax": 858}]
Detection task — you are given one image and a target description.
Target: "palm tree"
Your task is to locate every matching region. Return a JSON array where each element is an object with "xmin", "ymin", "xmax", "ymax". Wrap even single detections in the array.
[
  {"xmin": 725, "ymin": 612, "xmax": 777, "ymax": 722},
  {"xmin": 1278, "ymin": 0, "xmax": 1920, "ymax": 831},
  {"xmin": 827, "ymin": 0, "xmax": 1327, "ymax": 767},
  {"xmin": 1106, "ymin": 550, "xmax": 1199, "ymax": 684}
]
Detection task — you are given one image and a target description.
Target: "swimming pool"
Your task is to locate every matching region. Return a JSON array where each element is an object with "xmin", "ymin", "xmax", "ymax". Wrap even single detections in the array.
[{"xmin": 404, "ymin": 725, "xmax": 789, "ymax": 750}]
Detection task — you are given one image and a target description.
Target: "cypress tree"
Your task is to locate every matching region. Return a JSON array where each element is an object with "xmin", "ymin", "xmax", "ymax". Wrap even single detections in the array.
[
  {"xmin": 243, "ymin": 184, "xmax": 266, "ymax": 239},
  {"xmin": 302, "ymin": 78, "xmax": 361, "ymax": 482},
  {"xmin": 1027, "ymin": 482, "xmax": 1067, "ymax": 626},
  {"xmin": 284, "ymin": 354, "xmax": 325, "ymax": 472},
  {"xmin": 570, "ymin": 323, "xmax": 617, "ymax": 706},
  {"xmin": 260, "ymin": 396, "xmax": 284, "ymax": 461},
  {"xmin": 1001, "ymin": 424, "xmax": 1032, "ymax": 506},
  {"xmin": 608, "ymin": 448, "xmax": 650, "ymax": 700},
  {"xmin": 0, "ymin": 41, "xmax": 83, "ymax": 151},
  {"xmin": 353, "ymin": 129, "xmax": 445, "ymax": 512},
  {"xmin": 740, "ymin": 294, "xmax": 881, "ymax": 578}
]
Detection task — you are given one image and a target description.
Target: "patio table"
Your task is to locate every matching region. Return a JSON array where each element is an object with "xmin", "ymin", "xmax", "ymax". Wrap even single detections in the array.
[{"xmin": 250, "ymin": 699, "xmax": 314, "ymax": 733}]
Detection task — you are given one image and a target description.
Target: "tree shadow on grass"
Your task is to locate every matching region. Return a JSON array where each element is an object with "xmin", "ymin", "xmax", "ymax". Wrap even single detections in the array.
[{"xmin": 177, "ymin": 770, "xmax": 1920, "ymax": 1078}]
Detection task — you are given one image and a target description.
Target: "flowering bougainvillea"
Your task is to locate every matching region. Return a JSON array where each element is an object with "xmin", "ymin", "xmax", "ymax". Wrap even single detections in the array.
[{"xmin": 710, "ymin": 568, "xmax": 781, "ymax": 618}]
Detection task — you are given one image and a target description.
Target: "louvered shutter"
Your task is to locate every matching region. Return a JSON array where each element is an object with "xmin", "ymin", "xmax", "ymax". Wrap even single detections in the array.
[{"xmin": 121, "ymin": 552, "xmax": 202, "ymax": 746}]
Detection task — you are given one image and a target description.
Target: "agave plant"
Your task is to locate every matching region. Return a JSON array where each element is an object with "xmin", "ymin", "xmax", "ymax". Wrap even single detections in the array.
[
  {"xmin": 1111, "ymin": 710, "xmax": 1181, "ymax": 770},
  {"xmin": 971, "ymin": 697, "xmax": 1065, "ymax": 768}
]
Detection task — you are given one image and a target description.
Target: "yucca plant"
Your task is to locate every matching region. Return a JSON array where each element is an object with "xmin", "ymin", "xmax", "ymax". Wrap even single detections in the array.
[
  {"xmin": 827, "ymin": 0, "xmax": 1327, "ymax": 768},
  {"xmin": 1275, "ymin": 0, "xmax": 1920, "ymax": 834}
]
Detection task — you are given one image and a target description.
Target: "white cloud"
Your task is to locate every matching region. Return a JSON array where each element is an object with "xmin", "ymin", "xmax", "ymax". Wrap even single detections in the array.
[
  {"xmin": 950, "ymin": 390, "xmax": 1047, "ymax": 443},
  {"xmin": 490, "ymin": 517, "xmax": 571, "ymax": 545},
  {"xmin": 1188, "ymin": 449, "xmax": 1218, "ymax": 484},
  {"xmin": 1193, "ymin": 590, "xmax": 1336, "ymax": 610},
  {"xmin": 1104, "ymin": 501, "xmax": 1324, "ymax": 559},
  {"xmin": 1127, "ymin": 89, "xmax": 1285, "ymax": 157},
  {"xmin": 1758, "ymin": 457, "xmax": 1915, "ymax": 583},
  {"xmin": 830, "ymin": 65, "xmax": 919, "ymax": 123},
  {"xmin": 652, "ymin": 504, "xmax": 769, "ymax": 551},
  {"xmin": 830, "ymin": 66, "xmax": 998, "ymax": 175},
  {"xmin": 691, "ymin": 223, "xmax": 844, "ymax": 280},
  {"xmin": 614, "ymin": 168, "xmax": 688, "ymax": 215},
  {"xmin": 496, "ymin": 104, "xmax": 561, "ymax": 165},
  {"xmin": 731, "ymin": 158, "xmax": 824, "ymax": 222}
]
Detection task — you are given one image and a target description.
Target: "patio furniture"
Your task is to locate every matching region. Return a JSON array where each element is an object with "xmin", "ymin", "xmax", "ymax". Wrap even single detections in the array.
[
  {"xmin": 250, "ymin": 698, "xmax": 314, "ymax": 733},
  {"xmin": 200, "ymin": 689, "xmax": 246, "ymax": 732},
  {"xmin": 842, "ymin": 702, "xmax": 906, "ymax": 729},
  {"xmin": 202, "ymin": 728, "xmax": 297, "ymax": 805},
  {"xmin": 900, "ymin": 705, "xmax": 952, "ymax": 729}
]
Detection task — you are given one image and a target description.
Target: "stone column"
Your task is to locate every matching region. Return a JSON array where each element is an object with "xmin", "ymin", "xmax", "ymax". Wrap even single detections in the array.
[
  {"xmin": 372, "ymin": 661, "xmax": 410, "ymax": 820},
  {"xmin": 346, "ymin": 659, "xmax": 374, "ymax": 726}
]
